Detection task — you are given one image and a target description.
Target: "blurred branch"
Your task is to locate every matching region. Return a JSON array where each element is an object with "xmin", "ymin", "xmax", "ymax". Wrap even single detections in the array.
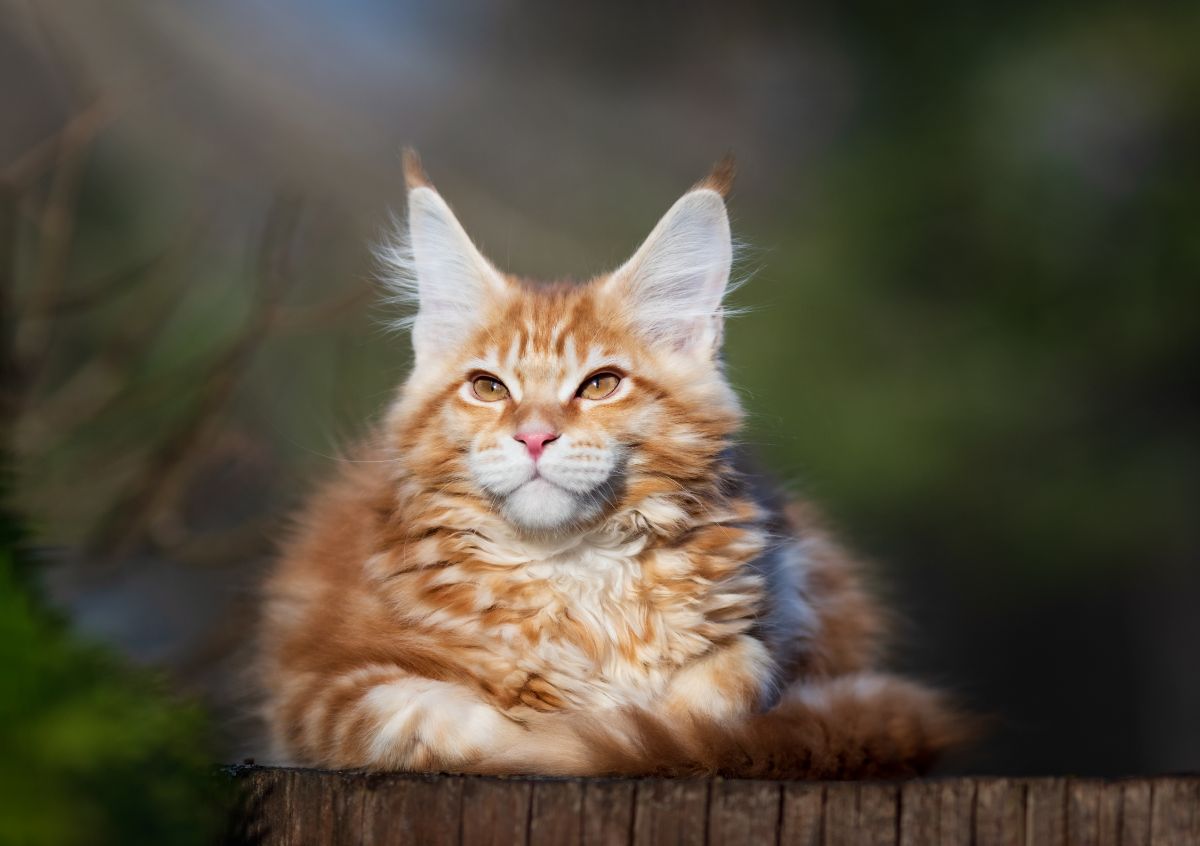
[
  {"xmin": 14, "ymin": 213, "xmax": 212, "ymax": 455},
  {"xmin": 21, "ymin": 0, "xmax": 101, "ymax": 107},
  {"xmin": 0, "ymin": 99, "xmax": 112, "ymax": 189},
  {"xmin": 50, "ymin": 246, "xmax": 169, "ymax": 315},
  {"xmin": 84, "ymin": 194, "xmax": 305, "ymax": 565},
  {"xmin": 269, "ymin": 284, "xmax": 374, "ymax": 334},
  {"xmin": 14, "ymin": 103, "xmax": 106, "ymax": 388}
]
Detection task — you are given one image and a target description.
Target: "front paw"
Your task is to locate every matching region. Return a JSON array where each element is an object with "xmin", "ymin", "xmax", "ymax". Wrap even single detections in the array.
[
  {"xmin": 486, "ymin": 670, "xmax": 570, "ymax": 713},
  {"xmin": 516, "ymin": 673, "xmax": 568, "ymax": 712}
]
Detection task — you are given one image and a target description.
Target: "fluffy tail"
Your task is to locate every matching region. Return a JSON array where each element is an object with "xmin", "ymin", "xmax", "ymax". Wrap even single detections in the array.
[{"xmin": 470, "ymin": 673, "xmax": 973, "ymax": 779}]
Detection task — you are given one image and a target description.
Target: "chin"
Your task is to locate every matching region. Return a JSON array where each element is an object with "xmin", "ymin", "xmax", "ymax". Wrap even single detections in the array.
[{"xmin": 500, "ymin": 478, "xmax": 596, "ymax": 534}]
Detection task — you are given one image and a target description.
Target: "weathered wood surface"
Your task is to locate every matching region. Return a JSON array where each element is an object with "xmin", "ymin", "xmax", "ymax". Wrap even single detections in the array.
[{"xmin": 223, "ymin": 768, "xmax": 1199, "ymax": 846}]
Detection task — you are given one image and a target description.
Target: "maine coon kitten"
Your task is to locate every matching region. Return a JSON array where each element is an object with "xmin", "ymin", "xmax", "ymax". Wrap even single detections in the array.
[{"xmin": 258, "ymin": 152, "xmax": 968, "ymax": 777}]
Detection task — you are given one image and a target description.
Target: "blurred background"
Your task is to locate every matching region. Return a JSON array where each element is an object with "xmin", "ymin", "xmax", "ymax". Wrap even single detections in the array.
[{"xmin": 1, "ymin": 0, "xmax": 1197, "ymax": 789}]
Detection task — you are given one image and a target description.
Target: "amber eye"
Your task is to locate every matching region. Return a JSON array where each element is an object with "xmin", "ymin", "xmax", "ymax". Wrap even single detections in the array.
[
  {"xmin": 471, "ymin": 375, "xmax": 509, "ymax": 402},
  {"xmin": 577, "ymin": 372, "xmax": 621, "ymax": 400}
]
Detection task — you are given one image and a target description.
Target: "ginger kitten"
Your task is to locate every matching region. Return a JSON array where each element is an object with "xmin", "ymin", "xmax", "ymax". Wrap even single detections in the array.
[{"xmin": 258, "ymin": 152, "xmax": 968, "ymax": 777}]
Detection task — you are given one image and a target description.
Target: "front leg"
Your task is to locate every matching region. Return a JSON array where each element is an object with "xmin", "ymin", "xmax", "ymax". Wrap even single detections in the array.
[
  {"xmin": 276, "ymin": 668, "xmax": 525, "ymax": 771},
  {"xmin": 284, "ymin": 665, "xmax": 600, "ymax": 774},
  {"xmin": 661, "ymin": 635, "xmax": 778, "ymax": 721}
]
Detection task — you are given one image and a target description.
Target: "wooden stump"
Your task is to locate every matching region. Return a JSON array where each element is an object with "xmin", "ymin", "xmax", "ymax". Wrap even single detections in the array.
[{"xmin": 223, "ymin": 768, "xmax": 1200, "ymax": 845}]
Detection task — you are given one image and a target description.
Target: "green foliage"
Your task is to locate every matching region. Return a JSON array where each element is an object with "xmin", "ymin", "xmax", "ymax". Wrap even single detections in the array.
[
  {"xmin": 0, "ymin": 503, "xmax": 227, "ymax": 845},
  {"xmin": 728, "ymin": 3, "xmax": 1200, "ymax": 582}
]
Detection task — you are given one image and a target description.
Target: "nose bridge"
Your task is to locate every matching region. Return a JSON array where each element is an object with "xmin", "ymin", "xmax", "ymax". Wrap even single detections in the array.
[
  {"xmin": 514, "ymin": 399, "xmax": 563, "ymax": 435},
  {"xmin": 512, "ymin": 361, "xmax": 565, "ymax": 434}
]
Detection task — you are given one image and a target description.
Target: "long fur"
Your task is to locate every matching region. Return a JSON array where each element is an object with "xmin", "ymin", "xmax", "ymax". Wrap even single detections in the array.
[
  {"xmin": 466, "ymin": 673, "xmax": 972, "ymax": 779},
  {"xmin": 257, "ymin": 153, "xmax": 971, "ymax": 778}
]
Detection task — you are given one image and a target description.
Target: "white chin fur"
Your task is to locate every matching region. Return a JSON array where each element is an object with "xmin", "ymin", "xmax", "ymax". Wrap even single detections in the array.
[
  {"xmin": 470, "ymin": 434, "xmax": 618, "ymax": 533},
  {"xmin": 500, "ymin": 478, "xmax": 590, "ymax": 532}
]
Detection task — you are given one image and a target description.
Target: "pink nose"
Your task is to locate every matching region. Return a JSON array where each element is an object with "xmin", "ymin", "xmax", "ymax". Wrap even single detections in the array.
[{"xmin": 514, "ymin": 430, "xmax": 559, "ymax": 460}]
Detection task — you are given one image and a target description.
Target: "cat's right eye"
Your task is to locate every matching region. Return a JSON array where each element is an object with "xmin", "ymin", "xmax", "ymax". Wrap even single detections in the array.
[{"xmin": 471, "ymin": 375, "xmax": 509, "ymax": 402}]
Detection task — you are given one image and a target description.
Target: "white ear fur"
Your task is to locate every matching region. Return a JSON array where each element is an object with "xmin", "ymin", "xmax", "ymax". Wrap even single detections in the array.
[
  {"xmin": 608, "ymin": 188, "xmax": 733, "ymax": 355},
  {"xmin": 395, "ymin": 186, "xmax": 507, "ymax": 364}
]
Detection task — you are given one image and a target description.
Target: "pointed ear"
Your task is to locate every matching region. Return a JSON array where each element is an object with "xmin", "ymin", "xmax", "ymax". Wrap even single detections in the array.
[
  {"xmin": 390, "ymin": 150, "xmax": 507, "ymax": 364},
  {"xmin": 606, "ymin": 178, "xmax": 734, "ymax": 357}
]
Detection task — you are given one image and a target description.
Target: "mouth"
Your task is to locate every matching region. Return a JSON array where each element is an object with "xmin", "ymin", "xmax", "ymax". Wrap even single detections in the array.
[
  {"xmin": 497, "ymin": 477, "xmax": 581, "ymax": 532},
  {"xmin": 517, "ymin": 475, "xmax": 558, "ymax": 493},
  {"xmin": 472, "ymin": 451, "xmax": 622, "ymax": 533}
]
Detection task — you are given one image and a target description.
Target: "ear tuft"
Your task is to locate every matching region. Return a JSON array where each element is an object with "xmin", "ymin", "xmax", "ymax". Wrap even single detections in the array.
[
  {"xmin": 695, "ymin": 152, "xmax": 736, "ymax": 198},
  {"xmin": 607, "ymin": 184, "xmax": 734, "ymax": 356},
  {"xmin": 380, "ymin": 161, "xmax": 507, "ymax": 366},
  {"xmin": 403, "ymin": 147, "xmax": 432, "ymax": 191}
]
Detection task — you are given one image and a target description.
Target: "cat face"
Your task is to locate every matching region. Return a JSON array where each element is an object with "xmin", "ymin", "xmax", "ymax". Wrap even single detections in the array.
[{"xmin": 383, "ymin": 153, "xmax": 742, "ymax": 534}]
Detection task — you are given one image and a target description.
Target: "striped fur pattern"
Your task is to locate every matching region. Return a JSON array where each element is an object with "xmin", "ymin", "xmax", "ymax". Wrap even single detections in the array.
[{"xmin": 258, "ymin": 153, "xmax": 969, "ymax": 776}]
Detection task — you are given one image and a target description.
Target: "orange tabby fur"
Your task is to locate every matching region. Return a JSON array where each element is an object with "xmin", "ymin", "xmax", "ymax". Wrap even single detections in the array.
[{"xmin": 258, "ymin": 153, "xmax": 969, "ymax": 776}]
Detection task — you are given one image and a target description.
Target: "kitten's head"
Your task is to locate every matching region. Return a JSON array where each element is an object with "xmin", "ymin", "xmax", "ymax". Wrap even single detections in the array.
[{"xmin": 383, "ymin": 152, "xmax": 743, "ymax": 535}]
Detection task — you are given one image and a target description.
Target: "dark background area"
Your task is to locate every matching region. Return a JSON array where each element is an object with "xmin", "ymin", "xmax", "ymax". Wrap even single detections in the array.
[{"xmin": 2, "ymin": 0, "xmax": 1197, "ymax": 777}]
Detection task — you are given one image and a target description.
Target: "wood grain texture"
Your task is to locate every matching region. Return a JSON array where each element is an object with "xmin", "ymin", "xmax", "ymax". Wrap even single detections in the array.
[
  {"xmin": 938, "ymin": 778, "xmax": 976, "ymax": 845},
  {"xmin": 1026, "ymin": 778, "xmax": 1067, "ymax": 846},
  {"xmin": 857, "ymin": 783, "xmax": 900, "ymax": 846},
  {"xmin": 822, "ymin": 783, "xmax": 859, "ymax": 846},
  {"xmin": 460, "ymin": 777, "xmax": 529, "ymax": 846},
  {"xmin": 582, "ymin": 780, "xmax": 636, "ymax": 846},
  {"xmin": 221, "ymin": 769, "xmax": 1200, "ymax": 846},
  {"xmin": 976, "ymin": 778, "xmax": 1025, "ymax": 846},
  {"xmin": 631, "ymin": 779, "xmax": 709, "ymax": 846},
  {"xmin": 1121, "ymin": 779, "xmax": 1153, "ymax": 846},
  {"xmin": 1151, "ymin": 778, "xmax": 1199, "ymax": 846},
  {"xmin": 364, "ymin": 773, "xmax": 462, "ymax": 845},
  {"xmin": 1068, "ymin": 779, "xmax": 1102, "ymax": 845},
  {"xmin": 898, "ymin": 780, "xmax": 939, "ymax": 846},
  {"xmin": 529, "ymin": 779, "xmax": 583, "ymax": 846},
  {"xmin": 707, "ymin": 779, "xmax": 781, "ymax": 846},
  {"xmin": 780, "ymin": 783, "xmax": 824, "ymax": 846}
]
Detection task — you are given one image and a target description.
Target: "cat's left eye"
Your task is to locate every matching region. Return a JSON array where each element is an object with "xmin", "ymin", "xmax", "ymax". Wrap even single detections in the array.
[
  {"xmin": 577, "ymin": 372, "xmax": 621, "ymax": 401},
  {"xmin": 472, "ymin": 375, "xmax": 509, "ymax": 402}
]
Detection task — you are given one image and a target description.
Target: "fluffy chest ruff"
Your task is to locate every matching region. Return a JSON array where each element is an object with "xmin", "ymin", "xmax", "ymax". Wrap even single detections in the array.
[{"xmin": 367, "ymin": 506, "xmax": 787, "ymax": 715}]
